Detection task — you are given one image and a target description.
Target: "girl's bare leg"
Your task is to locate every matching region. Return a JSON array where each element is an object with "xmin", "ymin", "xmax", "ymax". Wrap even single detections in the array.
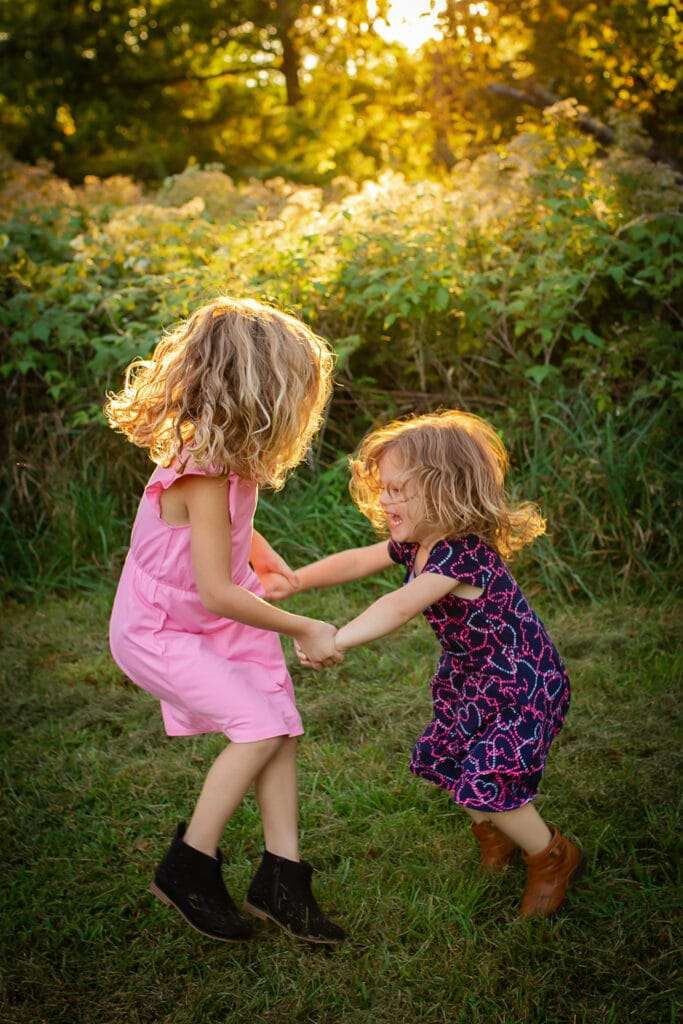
[
  {"xmin": 184, "ymin": 736, "xmax": 285, "ymax": 856},
  {"xmin": 463, "ymin": 802, "xmax": 552, "ymax": 855},
  {"xmin": 463, "ymin": 807, "xmax": 488, "ymax": 825},
  {"xmin": 254, "ymin": 736, "xmax": 300, "ymax": 861},
  {"xmin": 244, "ymin": 736, "xmax": 345, "ymax": 944}
]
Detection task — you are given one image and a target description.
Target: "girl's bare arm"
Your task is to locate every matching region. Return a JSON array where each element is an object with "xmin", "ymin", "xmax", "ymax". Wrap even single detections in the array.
[
  {"xmin": 250, "ymin": 530, "xmax": 300, "ymax": 587},
  {"xmin": 296, "ymin": 541, "xmax": 394, "ymax": 591},
  {"xmin": 334, "ymin": 572, "xmax": 458, "ymax": 652},
  {"xmin": 181, "ymin": 475, "xmax": 339, "ymax": 662}
]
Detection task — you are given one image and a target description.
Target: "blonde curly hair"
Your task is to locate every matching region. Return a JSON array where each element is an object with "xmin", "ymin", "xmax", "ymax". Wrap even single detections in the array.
[
  {"xmin": 349, "ymin": 410, "xmax": 545, "ymax": 558},
  {"xmin": 104, "ymin": 296, "xmax": 334, "ymax": 488}
]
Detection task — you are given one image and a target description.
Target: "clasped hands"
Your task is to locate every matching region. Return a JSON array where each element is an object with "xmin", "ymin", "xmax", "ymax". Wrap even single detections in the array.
[
  {"xmin": 261, "ymin": 570, "xmax": 342, "ymax": 669},
  {"xmin": 294, "ymin": 624, "xmax": 344, "ymax": 671},
  {"xmin": 253, "ymin": 553, "xmax": 343, "ymax": 670}
]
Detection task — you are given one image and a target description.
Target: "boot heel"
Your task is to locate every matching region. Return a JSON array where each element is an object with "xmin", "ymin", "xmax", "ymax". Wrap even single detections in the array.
[
  {"xmin": 243, "ymin": 900, "xmax": 271, "ymax": 922},
  {"xmin": 149, "ymin": 882, "xmax": 173, "ymax": 907}
]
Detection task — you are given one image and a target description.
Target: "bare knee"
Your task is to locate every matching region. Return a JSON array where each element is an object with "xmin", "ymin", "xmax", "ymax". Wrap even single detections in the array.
[
  {"xmin": 225, "ymin": 734, "xmax": 286, "ymax": 759},
  {"xmin": 251, "ymin": 734, "xmax": 287, "ymax": 758}
]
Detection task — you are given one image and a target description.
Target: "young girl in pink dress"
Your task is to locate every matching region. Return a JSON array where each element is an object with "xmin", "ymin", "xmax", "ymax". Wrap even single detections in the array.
[
  {"xmin": 295, "ymin": 411, "xmax": 583, "ymax": 918},
  {"xmin": 106, "ymin": 297, "xmax": 344, "ymax": 945}
]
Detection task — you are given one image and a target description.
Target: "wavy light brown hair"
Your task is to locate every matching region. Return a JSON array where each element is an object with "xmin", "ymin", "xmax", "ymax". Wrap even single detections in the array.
[
  {"xmin": 104, "ymin": 297, "xmax": 334, "ymax": 488},
  {"xmin": 349, "ymin": 410, "xmax": 545, "ymax": 558}
]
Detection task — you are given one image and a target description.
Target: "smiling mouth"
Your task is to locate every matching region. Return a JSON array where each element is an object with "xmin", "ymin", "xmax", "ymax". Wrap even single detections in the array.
[{"xmin": 387, "ymin": 513, "xmax": 402, "ymax": 528}]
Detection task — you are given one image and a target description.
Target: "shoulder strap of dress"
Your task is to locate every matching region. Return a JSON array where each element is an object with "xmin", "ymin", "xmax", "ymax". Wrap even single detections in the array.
[{"xmin": 144, "ymin": 458, "xmax": 212, "ymax": 500}]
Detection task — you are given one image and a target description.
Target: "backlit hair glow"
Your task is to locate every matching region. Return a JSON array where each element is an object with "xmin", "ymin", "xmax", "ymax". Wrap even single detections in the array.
[
  {"xmin": 104, "ymin": 296, "xmax": 334, "ymax": 488},
  {"xmin": 349, "ymin": 410, "xmax": 545, "ymax": 558}
]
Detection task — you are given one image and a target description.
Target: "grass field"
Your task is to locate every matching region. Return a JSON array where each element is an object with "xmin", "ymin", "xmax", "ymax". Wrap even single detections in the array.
[{"xmin": 1, "ymin": 585, "xmax": 681, "ymax": 1024}]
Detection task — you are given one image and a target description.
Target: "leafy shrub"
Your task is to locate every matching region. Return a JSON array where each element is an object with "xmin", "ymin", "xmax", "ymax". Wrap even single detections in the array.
[{"xmin": 1, "ymin": 120, "xmax": 681, "ymax": 597}]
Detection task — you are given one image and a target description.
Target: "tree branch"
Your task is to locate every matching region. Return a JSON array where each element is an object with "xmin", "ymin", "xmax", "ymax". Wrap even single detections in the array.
[
  {"xmin": 103, "ymin": 63, "xmax": 277, "ymax": 89},
  {"xmin": 487, "ymin": 81, "xmax": 682, "ymax": 174},
  {"xmin": 486, "ymin": 82, "xmax": 615, "ymax": 146}
]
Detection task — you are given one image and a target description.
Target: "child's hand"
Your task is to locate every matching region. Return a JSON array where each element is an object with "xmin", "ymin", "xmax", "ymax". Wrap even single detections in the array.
[
  {"xmin": 259, "ymin": 571, "xmax": 299, "ymax": 602},
  {"xmin": 293, "ymin": 639, "xmax": 322, "ymax": 669},
  {"xmin": 251, "ymin": 540, "xmax": 300, "ymax": 598},
  {"xmin": 295, "ymin": 621, "xmax": 343, "ymax": 669},
  {"xmin": 294, "ymin": 641, "xmax": 341, "ymax": 670}
]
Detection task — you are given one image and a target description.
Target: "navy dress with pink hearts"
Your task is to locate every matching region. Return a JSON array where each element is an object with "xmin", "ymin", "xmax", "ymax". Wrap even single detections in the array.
[{"xmin": 389, "ymin": 535, "xmax": 570, "ymax": 812}]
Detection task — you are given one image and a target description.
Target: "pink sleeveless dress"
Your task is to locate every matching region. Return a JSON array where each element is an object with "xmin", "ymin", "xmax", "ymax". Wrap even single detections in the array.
[{"xmin": 109, "ymin": 460, "xmax": 303, "ymax": 742}]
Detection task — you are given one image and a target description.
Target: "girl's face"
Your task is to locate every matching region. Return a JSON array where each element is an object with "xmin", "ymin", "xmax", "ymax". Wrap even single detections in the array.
[{"xmin": 378, "ymin": 447, "xmax": 437, "ymax": 547}]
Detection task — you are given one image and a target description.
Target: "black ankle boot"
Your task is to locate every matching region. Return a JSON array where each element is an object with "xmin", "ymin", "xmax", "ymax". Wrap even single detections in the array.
[
  {"xmin": 150, "ymin": 823, "xmax": 252, "ymax": 942},
  {"xmin": 244, "ymin": 850, "xmax": 346, "ymax": 945}
]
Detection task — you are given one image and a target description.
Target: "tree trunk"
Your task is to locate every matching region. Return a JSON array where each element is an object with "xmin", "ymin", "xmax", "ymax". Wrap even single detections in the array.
[
  {"xmin": 430, "ymin": 49, "xmax": 457, "ymax": 171},
  {"xmin": 276, "ymin": 0, "xmax": 302, "ymax": 106}
]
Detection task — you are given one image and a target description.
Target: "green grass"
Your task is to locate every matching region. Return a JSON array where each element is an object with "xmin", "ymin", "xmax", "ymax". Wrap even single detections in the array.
[{"xmin": 1, "ymin": 588, "xmax": 681, "ymax": 1024}]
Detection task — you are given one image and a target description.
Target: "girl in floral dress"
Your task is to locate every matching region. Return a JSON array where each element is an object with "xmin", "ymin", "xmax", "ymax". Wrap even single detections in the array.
[{"xmin": 295, "ymin": 410, "xmax": 584, "ymax": 917}]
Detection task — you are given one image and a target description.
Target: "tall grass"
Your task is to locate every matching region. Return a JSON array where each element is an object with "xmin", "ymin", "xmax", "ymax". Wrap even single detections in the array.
[
  {"xmin": 256, "ymin": 458, "xmax": 374, "ymax": 561},
  {"xmin": 1, "ymin": 392, "xmax": 679, "ymax": 601},
  {"xmin": 512, "ymin": 394, "xmax": 681, "ymax": 601},
  {"xmin": 0, "ymin": 427, "xmax": 146, "ymax": 598}
]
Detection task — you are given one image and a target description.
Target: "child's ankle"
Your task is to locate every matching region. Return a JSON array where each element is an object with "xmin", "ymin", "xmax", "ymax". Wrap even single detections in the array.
[{"xmin": 183, "ymin": 824, "xmax": 219, "ymax": 858}]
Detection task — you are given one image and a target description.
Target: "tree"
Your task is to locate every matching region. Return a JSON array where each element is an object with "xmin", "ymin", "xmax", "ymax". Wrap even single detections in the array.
[
  {"xmin": 1, "ymin": 0, "xmax": 680, "ymax": 181},
  {"xmin": 0, "ymin": 1, "xmax": 303, "ymax": 176},
  {"xmin": 429, "ymin": 0, "xmax": 682, "ymax": 165}
]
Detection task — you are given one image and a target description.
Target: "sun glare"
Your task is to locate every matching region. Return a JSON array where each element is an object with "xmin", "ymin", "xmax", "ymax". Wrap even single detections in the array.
[{"xmin": 368, "ymin": 0, "xmax": 447, "ymax": 53}]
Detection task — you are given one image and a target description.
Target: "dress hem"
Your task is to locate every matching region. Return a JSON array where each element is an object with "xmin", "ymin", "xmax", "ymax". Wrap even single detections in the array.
[
  {"xmin": 164, "ymin": 723, "xmax": 305, "ymax": 742},
  {"xmin": 410, "ymin": 763, "xmax": 540, "ymax": 812}
]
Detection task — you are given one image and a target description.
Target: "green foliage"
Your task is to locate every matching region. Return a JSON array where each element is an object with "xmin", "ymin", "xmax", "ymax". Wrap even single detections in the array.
[
  {"xmin": 428, "ymin": 1, "xmax": 682, "ymax": 165},
  {"xmin": 1, "ymin": 2, "xmax": 680, "ymax": 182},
  {"xmin": 1, "ymin": 122, "xmax": 681, "ymax": 598}
]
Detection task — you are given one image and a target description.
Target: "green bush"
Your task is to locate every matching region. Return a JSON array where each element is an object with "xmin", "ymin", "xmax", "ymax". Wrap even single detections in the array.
[{"xmin": 1, "ymin": 120, "xmax": 681, "ymax": 598}]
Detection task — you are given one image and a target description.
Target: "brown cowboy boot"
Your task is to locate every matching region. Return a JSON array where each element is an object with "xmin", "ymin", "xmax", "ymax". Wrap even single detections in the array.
[
  {"xmin": 520, "ymin": 827, "xmax": 585, "ymax": 917},
  {"xmin": 470, "ymin": 821, "xmax": 517, "ymax": 871}
]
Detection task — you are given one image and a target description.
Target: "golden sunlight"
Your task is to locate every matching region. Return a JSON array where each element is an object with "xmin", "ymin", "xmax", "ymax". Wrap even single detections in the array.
[{"xmin": 368, "ymin": 0, "xmax": 447, "ymax": 52}]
